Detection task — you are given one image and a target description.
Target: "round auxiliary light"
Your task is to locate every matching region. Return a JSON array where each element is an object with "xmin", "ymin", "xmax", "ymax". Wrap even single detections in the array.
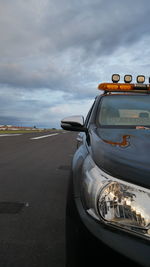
[
  {"xmin": 124, "ymin": 75, "xmax": 132, "ymax": 83},
  {"xmin": 137, "ymin": 75, "xmax": 145, "ymax": 84},
  {"xmin": 112, "ymin": 74, "xmax": 120, "ymax": 83}
]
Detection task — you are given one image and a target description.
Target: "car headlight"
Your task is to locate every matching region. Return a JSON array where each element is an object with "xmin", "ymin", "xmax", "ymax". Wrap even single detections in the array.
[{"xmin": 82, "ymin": 155, "xmax": 150, "ymax": 239}]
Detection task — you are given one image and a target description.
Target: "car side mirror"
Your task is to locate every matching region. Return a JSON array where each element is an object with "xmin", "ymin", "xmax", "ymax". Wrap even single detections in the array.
[{"xmin": 61, "ymin": 115, "xmax": 87, "ymax": 132}]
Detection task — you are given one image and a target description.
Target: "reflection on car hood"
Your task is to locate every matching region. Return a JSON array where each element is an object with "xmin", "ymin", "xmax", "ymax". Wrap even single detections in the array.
[{"xmin": 90, "ymin": 128, "xmax": 150, "ymax": 188}]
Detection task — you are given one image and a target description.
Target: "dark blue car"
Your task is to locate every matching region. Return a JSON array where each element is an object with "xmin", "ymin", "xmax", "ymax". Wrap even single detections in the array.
[{"xmin": 61, "ymin": 74, "xmax": 150, "ymax": 267}]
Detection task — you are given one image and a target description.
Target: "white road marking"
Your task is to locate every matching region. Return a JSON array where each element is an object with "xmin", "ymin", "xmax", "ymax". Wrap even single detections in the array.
[
  {"xmin": 0, "ymin": 134, "xmax": 22, "ymax": 137},
  {"xmin": 31, "ymin": 133, "xmax": 59, "ymax": 140}
]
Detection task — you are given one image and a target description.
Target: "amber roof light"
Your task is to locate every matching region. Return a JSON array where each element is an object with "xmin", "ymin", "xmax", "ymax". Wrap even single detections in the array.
[{"xmin": 98, "ymin": 74, "xmax": 150, "ymax": 93}]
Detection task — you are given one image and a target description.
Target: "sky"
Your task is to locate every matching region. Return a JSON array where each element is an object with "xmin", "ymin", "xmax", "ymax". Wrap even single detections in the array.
[{"xmin": 0, "ymin": 0, "xmax": 150, "ymax": 128}]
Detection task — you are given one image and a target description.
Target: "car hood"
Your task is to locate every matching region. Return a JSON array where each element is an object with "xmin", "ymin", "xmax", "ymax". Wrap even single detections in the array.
[{"xmin": 90, "ymin": 128, "xmax": 150, "ymax": 188}]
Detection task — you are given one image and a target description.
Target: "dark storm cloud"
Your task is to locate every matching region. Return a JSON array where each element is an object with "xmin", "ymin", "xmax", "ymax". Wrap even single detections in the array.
[
  {"xmin": 0, "ymin": 0, "xmax": 150, "ymax": 91},
  {"xmin": 0, "ymin": 90, "xmax": 55, "ymax": 127},
  {"xmin": 0, "ymin": 116, "xmax": 22, "ymax": 126},
  {"xmin": 0, "ymin": 0, "xmax": 150, "ymax": 127},
  {"xmin": 0, "ymin": 63, "xmax": 68, "ymax": 89},
  {"xmin": 43, "ymin": 0, "xmax": 150, "ymax": 56}
]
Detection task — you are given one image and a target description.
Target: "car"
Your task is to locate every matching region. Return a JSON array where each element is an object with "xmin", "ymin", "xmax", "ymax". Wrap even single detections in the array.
[{"xmin": 61, "ymin": 74, "xmax": 150, "ymax": 267}]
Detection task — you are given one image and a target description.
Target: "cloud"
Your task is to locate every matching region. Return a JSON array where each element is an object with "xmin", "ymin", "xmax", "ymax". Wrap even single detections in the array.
[
  {"xmin": 42, "ymin": 0, "xmax": 150, "ymax": 55},
  {"xmin": 0, "ymin": 0, "xmax": 150, "ymax": 89},
  {"xmin": 0, "ymin": 0, "xmax": 150, "ymax": 127}
]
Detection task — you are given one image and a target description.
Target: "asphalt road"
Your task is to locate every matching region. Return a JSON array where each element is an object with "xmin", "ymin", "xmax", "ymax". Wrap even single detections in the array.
[{"xmin": 0, "ymin": 131, "xmax": 77, "ymax": 267}]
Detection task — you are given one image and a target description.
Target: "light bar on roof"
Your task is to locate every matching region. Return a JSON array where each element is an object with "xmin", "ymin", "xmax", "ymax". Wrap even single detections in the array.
[
  {"xmin": 98, "ymin": 83, "xmax": 134, "ymax": 91},
  {"xmin": 98, "ymin": 82, "xmax": 149, "ymax": 92}
]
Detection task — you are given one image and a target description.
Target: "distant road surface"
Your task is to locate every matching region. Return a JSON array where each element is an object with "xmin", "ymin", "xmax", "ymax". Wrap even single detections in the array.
[{"xmin": 0, "ymin": 131, "xmax": 77, "ymax": 267}]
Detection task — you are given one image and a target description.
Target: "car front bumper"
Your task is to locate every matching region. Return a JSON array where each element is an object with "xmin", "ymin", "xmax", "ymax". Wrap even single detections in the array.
[{"xmin": 75, "ymin": 197, "xmax": 150, "ymax": 267}]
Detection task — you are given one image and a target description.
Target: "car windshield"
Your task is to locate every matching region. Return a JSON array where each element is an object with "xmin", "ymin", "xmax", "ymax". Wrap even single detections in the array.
[{"xmin": 98, "ymin": 95, "xmax": 150, "ymax": 127}]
